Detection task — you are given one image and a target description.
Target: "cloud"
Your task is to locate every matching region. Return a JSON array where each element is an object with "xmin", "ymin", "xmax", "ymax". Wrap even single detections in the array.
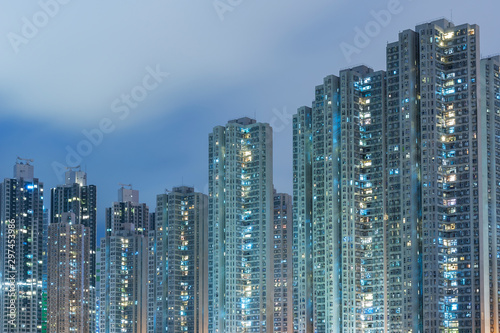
[{"xmin": 0, "ymin": 0, "xmax": 337, "ymax": 128}]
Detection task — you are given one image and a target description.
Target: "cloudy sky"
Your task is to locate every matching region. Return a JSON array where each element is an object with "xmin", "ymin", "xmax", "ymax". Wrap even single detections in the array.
[{"xmin": 1, "ymin": 0, "xmax": 499, "ymax": 238}]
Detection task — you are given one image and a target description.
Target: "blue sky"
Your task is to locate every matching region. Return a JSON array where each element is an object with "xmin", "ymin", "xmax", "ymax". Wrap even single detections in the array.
[{"xmin": 1, "ymin": 0, "xmax": 499, "ymax": 239}]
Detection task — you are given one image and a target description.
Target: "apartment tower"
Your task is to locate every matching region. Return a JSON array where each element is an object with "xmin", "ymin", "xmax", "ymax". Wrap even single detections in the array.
[
  {"xmin": 100, "ymin": 188, "xmax": 149, "ymax": 333},
  {"xmin": 0, "ymin": 160, "xmax": 45, "ymax": 333},
  {"xmin": 47, "ymin": 212, "xmax": 90, "ymax": 333},
  {"xmin": 208, "ymin": 117, "xmax": 274, "ymax": 333},
  {"xmin": 149, "ymin": 186, "xmax": 208, "ymax": 333},
  {"xmin": 293, "ymin": 18, "xmax": 497, "ymax": 333},
  {"xmin": 273, "ymin": 191, "xmax": 293, "ymax": 333},
  {"xmin": 50, "ymin": 169, "xmax": 97, "ymax": 332}
]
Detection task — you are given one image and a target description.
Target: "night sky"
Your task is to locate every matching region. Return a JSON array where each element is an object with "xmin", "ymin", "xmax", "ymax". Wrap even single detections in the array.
[{"xmin": 1, "ymin": 0, "xmax": 499, "ymax": 240}]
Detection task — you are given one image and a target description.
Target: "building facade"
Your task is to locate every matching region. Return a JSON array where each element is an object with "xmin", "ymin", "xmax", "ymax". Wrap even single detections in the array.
[
  {"xmin": 208, "ymin": 117, "xmax": 274, "ymax": 333},
  {"xmin": 149, "ymin": 186, "xmax": 208, "ymax": 333},
  {"xmin": 100, "ymin": 189, "xmax": 149, "ymax": 333},
  {"xmin": 0, "ymin": 160, "xmax": 45, "ymax": 333},
  {"xmin": 105, "ymin": 187, "xmax": 149, "ymax": 237},
  {"xmin": 385, "ymin": 28, "xmax": 422, "ymax": 333},
  {"xmin": 100, "ymin": 225, "xmax": 148, "ymax": 333},
  {"xmin": 293, "ymin": 67, "xmax": 386, "ymax": 333},
  {"xmin": 42, "ymin": 207, "xmax": 49, "ymax": 333},
  {"xmin": 47, "ymin": 212, "xmax": 90, "ymax": 333},
  {"xmin": 272, "ymin": 191, "xmax": 293, "ymax": 333},
  {"xmin": 480, "ymin": 55, "xmax": 500, "ymax": 332},
  {"xmin": 339, "ymin": 66, "xmax": 387, "ymax": 333},
  {"xmin": 50, "ymin": 169, "xmax": 97, "ymax": 332},
  {"xmin": 293, "ymin": 18, "xmax": 499, "ymax": 333},
  {"xmin": 96, "ymin": 247, "xmax": 102, "ymax": 333}
]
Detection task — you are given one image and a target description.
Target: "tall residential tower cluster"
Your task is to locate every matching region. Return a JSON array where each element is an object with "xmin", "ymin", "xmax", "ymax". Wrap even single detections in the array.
[
  {"xmin": 1, "ymin": 17, "xmax": 500, "ymax": 333},
  {"xmin": 293, "ymin": 18, "xmax": 500, "ymax": 333}
]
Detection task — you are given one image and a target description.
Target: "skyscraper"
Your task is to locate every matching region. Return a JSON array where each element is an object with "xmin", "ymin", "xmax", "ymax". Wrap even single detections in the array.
[
  {"xmin": 293, "ymin": 67, "xmax": 386, "ymax": 332},
  {"xmin": 41, "ymin": 207, "xmax": 49, "ymax": 333},
  {"xmin": 100, "ymin": 225, "xmax": 148, "ymax": 333},
  {"xmin": 293, "ymin": 18, "xmax": 499, "ymax": 333},
  {"xmin": 50, "ymin": 168, "xmax": 97, "ymax": 332},
  {"xmin": 0, "ymin": 159, "xmax": 45, "ymax": 333},
  {"xmin": 413, "ymin": 19, "xmax": 482, "ymax": 332},
  {"xmin": 273, "ymin": 190, "xmax": 293, "ymax": 333},
  {"xmin": 96, "ymin": 246, "xmax": 102, "ymax": 333},
  {"xmin": 105, "ymin": 186, "xmax": 149, "ymax": 237},
  {"xmin": 149, "ymin": 186, "xmax": 208, "ymax": 333},
  {"xmin": 293, "ymin": 75, "xmax": 342, "ymax": 332},
  {"xmin": 341, "ymin": 66, "xmax": 387, "ymax": 333},
  {"xmin": 480, "ymin": 55, "xmax": 500, "ymax": 332},
  {"xmin": 385, "ymin": 28, "xmax": 421, "ymax": 333},
  {"xmin": 292, "ymin": 105, "xmax": 314, "ymax": 333},
  {"xmin": 47, "ymin": 212, "xmax": 90, "ymax": 333},
  {"xmin": 100, "ymin": 188, "xmax": 149, "ymax": 333},
  {"xmin": 208, "ymin": 117, "xmax": 274, "ymax": 333}
]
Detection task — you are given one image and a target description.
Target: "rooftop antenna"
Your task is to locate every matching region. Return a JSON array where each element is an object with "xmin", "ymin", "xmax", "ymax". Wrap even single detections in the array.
[
  {"xmin": 450, "ymin": 9, "xmax": 453, "ymax": 22},
  {"xmin": 118, "ymin": 183, "xmax": 133, "ymax": 189},
  {"xmin": 16, "ymin": 156, "xmax": 34, "ymax": 165}
]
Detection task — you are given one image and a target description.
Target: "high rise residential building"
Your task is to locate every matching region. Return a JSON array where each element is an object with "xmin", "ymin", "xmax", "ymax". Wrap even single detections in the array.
[
  {"xmin": 100, "ymin": 189, "xmax": 149, "ymax": 333},
  {"xmin": 339, "ymin": 66, "xmax": 387, "ymax": 333},
  {"xmin": 96, "ymin": 246, "xmax": 102, "ymax": 333},
  {"xmin": 385, "ymin": 28, "xmax": 422, "ymax": 333},
  {"xmin": 293, "ymin": 67, "xmax": 386, "ymax": 333},
  {"xmin": 149, "ymin": 186, "xmax": 208, "ymax": 333},
  {"xmin": 41, "ymin": 207, "xmax": 49, "ymax": 333},
  {"xmin": 292, "ymin": 104, "xmax": 314, "ymax": 333},
  {"xmin": 413, "ymin": 19, "xmax": 482, "ymax": 332},
  {"xmin": 147, "ymin": 227, "xmax": 156, "ymax": 333},
  {"xmin": 147, "ymin": 207, "xmax": 156, "ymax": 332},
  {"xmin": 99, "ymin": 224, "xmax": 148, "ymax": 333},
  {"xmin": 50, "ymin": 169, "xmax": 97, "ymax": 332},
  {"xmin": 147, "ymin": 208, "xmax": 156, "ymax": 331},
  {"xmin": 105, "ymin": 186, "xmax": 149, "ymax": 237},
  {"xmin": 293, "ymin": 76, "xmax": 342, "ymax": 333},
  {"xmin": 47, "ymin": 212, "xmax": 90, "ymax": 333},
  {"xmin": 0, "ymin": 160, "xmax": 45, "ymax": 333},
  {"xmin": 480, "ymin": 55, "xmax": 500, "ymax": 332},
  {"xmin": 272, "ymin": 191, "xmax": 293, "ymax": 333},
  {"xmin": 208, "ymin": 117, "xmax": 274, "ymax": 333},
  {"xmin": 293, "ymin": 18, "xmax": 499, "ymax": 333}
]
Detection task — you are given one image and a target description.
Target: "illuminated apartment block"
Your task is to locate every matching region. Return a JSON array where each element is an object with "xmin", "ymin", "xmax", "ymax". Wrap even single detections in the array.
[
  {"xmin": 385, "ymin": 28, "xmax": 422, "ymax": 333},
  {"xmin": 105, "ymin": 186, "xmax": 149, "ymax": 237},
  {"xmin": 292, "ymin": 104, "xmax": 314, "ymax": 333},
  {"xmin": 41, "ymin": 207, "xmax": 49, "ymax": 333},
  {"xmin": 47, "ymin": 212, "xmax": 90, "ymax": 333},
  {"xmin": 99, "ymin": 224, "xmax": 148, "ymax": 333},
  {"xmin": 293, "ymin": 75, "xmax": 343, "ymax": 333},
  {"xmin": 149, "ymin": 186, "xmax": 208, "ymax": 333},
  {"xmin": 385, "ymin": 19, "xmax": 488, "ymax": 333},
  {"xmin": 340, "ymin": 66, "xmax": 387, "ymax": 333},
  {"xmin": 96, "ymin": 247, "xmax": 102, "ymax": 333},
  {"xmin": 293, "ymin": 18, "xmax": 498, "ymax": 333},
  {"xmin": 208, "ymin": 117, "xmax": 274, "ymax": 333},
  {"xmin": 0, "ymin": 160, "xmax": 44, "ymax": 333},
  {"xmin": 272, "ymin": 191, "xmax": 293, "ymax": 333},
  {"xmin": 415, "ymin": 19, "xmax": 482, "ymax": 332},
  {"xmin": 293, "ymin": 67, "xmax": 386, "ymax": 333},
  {"xmin": 480, "ymin": 55, "xmax": 500, "ymax": 332},
  {"xmin": 100, "ymin": 189, "xmax": 149, "ymax": 333},
  {"xmin": 50, "ymin": 169, "xmax": 97, "ymax": 332}
]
